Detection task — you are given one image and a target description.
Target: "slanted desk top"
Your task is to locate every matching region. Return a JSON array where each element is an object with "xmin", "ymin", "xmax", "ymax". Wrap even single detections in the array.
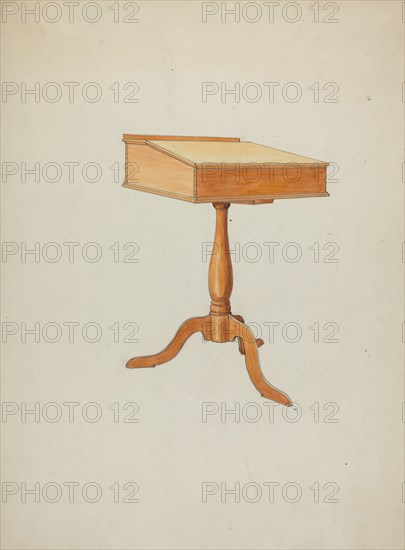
[{"xmin": 123, "ymin": 134, "xmax": 329, "ymax": 204}]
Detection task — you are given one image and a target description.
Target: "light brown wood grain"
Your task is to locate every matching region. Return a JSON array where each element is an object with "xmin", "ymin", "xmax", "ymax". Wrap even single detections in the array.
[
  {"xmin": 123, "ymin": 135, "xmax": 328, "ymax": 203},
  {"xmin": 125, "ymin": 142, "xmax": 195, "ymax": 198},
  {"xmin": 149, "ymin": 140, "xmax": 326, "ymax": 165},
  {"xmin": 228, "ymin": 316, "xmax": 292, "ymax": 406},
  {"xmin": 125, "ymin": 199, "xmax": 293, "ymax": 406},
  {"xmin": 208, "ymin": 203, "xmax": 232, "ymax": 316},
  {"xmin": 126, "ymin": 316, "xmax": 211, "ymax": 368},
  {"xmin": 123, "ymin": 134, "xmax": 327, "ymax": 405},
  {"xmin": 196, "ymin": 164, "xmax": 327, "ymax": 199},
  {"xmin": 123, "ymin": 134, "xmax": 240, "ymax": 143}
]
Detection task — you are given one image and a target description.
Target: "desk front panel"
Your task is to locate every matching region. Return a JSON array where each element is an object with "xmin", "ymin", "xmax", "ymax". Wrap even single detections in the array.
[{"xmin": 195, "ymin": 163, "xmax": 327, "ymax": 201}]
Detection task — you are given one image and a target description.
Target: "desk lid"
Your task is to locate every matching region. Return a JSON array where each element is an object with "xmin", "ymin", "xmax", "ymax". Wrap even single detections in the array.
[{"xmin": 148, "ymin": 140, "xmax": 327, "ymax": 166}]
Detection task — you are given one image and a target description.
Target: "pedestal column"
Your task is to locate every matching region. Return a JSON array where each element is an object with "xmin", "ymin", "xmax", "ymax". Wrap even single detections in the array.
[{"xmin": 208, "ymin": 202, "xmax": 233, "ymax": 342}]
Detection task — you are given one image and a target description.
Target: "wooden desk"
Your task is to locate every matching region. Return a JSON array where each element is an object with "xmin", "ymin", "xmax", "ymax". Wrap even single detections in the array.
[{"xmin": 123, "ymin": 134, "xmax": 329, "ymax": 406}]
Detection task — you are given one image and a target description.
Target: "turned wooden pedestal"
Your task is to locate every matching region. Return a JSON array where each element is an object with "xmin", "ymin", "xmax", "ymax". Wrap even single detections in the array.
[{"xmin": 126, "ymin": 202, "xmax": 292, "ymax": 407}]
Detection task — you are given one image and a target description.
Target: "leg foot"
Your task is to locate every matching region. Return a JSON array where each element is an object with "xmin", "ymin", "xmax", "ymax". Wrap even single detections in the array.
[
  {"xmin": 126, "ymin": 315, "xmax": 210, "ymax": 368},
  {"xmin": 229, "ymin": 316, "xmax": 292, "ymax": 406}
]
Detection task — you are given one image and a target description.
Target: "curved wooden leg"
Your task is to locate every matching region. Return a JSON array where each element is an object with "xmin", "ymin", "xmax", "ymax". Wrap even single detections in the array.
[
  {"xmin": 232, "ymin": 315, "xmax": 264, "ymax": 355},
  {"xmin": 232, "ymin": 315, "xmax": 246, "ymax": 354},
  {"xmin": 229, "ymin": 316, "xmax": 292, "ymax": 406},
  {"xmin": 126, "ymin": 315, "xmax": 210, "ymax": 368}
]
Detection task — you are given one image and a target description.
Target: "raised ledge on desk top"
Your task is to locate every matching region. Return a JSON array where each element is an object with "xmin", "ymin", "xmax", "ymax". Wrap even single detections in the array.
[{"xmin": 123, "ymin": 134, "xmax": 240, "ymax": 144}]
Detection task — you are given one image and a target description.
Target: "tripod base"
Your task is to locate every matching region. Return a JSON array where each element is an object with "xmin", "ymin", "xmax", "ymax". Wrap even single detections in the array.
[{"xmin": 126, "ymin": 313, "xmax": 292, "ymax": 407}]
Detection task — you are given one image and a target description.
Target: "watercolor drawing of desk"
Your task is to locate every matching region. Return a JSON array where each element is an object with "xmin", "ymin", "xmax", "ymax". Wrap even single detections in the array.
[{"xmin": 122, "ymin": 134, "xmax": 329, "ymax": 406}]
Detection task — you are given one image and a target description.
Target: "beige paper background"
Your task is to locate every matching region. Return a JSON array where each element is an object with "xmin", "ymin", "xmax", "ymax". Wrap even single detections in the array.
[{"xmin": 1, "ymin": 1, "xmax": 404, "ymax": 549}]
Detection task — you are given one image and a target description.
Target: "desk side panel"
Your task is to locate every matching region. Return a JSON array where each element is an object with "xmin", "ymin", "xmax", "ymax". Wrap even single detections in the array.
[
  {"xmin": 124, "ymin": 143, "xmax": 195, "ymax": 200},
  {"xmin": 195, "ymin": 164, "xmax": 327, "ymax": 201}
]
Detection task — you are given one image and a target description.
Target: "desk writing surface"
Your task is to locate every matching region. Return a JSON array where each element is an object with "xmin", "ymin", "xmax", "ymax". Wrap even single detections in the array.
[
  {"xmin": 123, "ymin": 134, "xmax": 329, "ymax": 204},
  {"xmin": 149, "ymin": 140, "xmax": 326, "ymax": 166}
]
